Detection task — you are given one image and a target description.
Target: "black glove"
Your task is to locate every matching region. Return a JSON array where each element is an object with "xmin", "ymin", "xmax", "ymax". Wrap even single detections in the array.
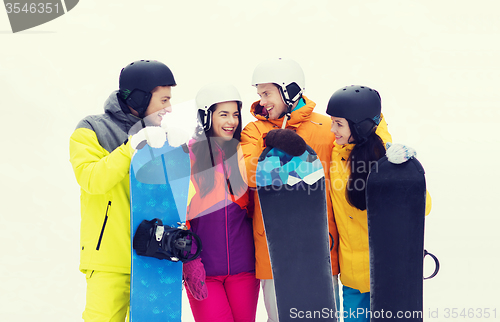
[{"xmin": 265, "ymin": 129, "xmax": 307, "ymax": 156}]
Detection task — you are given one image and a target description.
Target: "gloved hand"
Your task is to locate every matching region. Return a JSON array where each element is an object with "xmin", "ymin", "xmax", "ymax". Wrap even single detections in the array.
[
  {"xmin": 161, "ymin": 116, "xmax": 193, "ymax": 148},
  {"xmin": 265, "ymin": 129, "xmax": 307, "ymax": 156},
  {"xmin": 386, "ymin": 142, "xmax": 417, "ymax": 164},
  {"xmin": 130, "ymin": 126, "xmax": 167, "ymax": 150},
  {"xmin": 183, "ymin": 258, "xmax": 208, "ymax": 301}
]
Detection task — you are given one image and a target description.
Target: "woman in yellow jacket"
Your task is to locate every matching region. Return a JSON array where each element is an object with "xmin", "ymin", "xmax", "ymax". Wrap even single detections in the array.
[{"xmin": 326, "ymin": 85, "xmax": 431, "ymax": 322}]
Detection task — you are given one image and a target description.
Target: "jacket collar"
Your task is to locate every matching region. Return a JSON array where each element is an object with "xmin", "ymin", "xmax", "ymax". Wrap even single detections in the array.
[
  {"xmin": 333, "ymin": 143, "xmax": 356, "ymax": 160},
  {"xmin": 104, "ymin": 90, "xmax": 141, "ymax": 126}
]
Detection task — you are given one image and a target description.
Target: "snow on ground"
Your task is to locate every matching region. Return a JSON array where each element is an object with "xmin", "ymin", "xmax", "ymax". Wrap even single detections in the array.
[{"xmin": 1, "ymin": 1, "xmax": 499, "ymax": 321}]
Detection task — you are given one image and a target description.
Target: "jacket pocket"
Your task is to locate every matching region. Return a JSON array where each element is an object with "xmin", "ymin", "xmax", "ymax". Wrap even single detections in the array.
[{"xmin": 96, "ymin": 201, "xmax": 111, "ymax": 250}]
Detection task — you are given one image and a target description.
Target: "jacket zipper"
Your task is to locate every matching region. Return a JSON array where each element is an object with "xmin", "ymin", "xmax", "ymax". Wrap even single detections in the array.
[
  {"xmin": 225, "ymin": 191, "xmax": 230, "ymax": 275},
  {"xmin": 96, "ymin": 201, "xmax": 111, "ymax": 250},
  {"xmin": 221, "ymin": 147, "xmax": 231, "ymax": 276}
]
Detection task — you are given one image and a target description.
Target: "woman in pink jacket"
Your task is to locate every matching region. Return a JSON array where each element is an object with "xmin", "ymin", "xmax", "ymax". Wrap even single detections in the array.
[{"xmin": 184, "ymin": 83, "xmax": 259, "ymax": 322}]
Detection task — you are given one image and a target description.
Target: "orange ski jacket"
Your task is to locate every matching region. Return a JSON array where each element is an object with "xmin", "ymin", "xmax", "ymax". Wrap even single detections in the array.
[{"xmin": 240, "ymin": 95, "xmax": 340, "ymax": 280}]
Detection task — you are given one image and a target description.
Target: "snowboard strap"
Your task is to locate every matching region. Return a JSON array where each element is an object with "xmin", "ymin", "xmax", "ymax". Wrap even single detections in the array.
[
  {"xmin": 423, "ymin": 249, "xmax": 440, "ymax": 279},
  {"xmin": 133, "ymin": 218, "xmax": 202, "ymax": 263}
]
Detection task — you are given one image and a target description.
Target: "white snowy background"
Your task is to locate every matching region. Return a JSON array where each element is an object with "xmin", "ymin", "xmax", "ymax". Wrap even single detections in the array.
[{"xmin": 1, "ymin": 1, "xmax": 499, "ymax": 321}]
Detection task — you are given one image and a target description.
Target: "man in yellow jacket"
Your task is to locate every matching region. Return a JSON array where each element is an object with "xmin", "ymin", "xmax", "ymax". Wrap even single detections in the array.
[
  {"xmin": 69, "ymin": 60, "xmax": 176, "ymax": 322},
  {"xmin": 240, "ymin": 58, "xmax": 340, "ymax": 322}
]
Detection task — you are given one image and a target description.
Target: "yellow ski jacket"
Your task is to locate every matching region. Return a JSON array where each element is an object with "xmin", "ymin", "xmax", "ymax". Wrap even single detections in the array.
[
  {"xmin": 69, "ymin": 91, "xmax": 140, "ymax": 274},
  {"xmin": 329, "ymin": 119, "xmax": 432, "ymax": 292}
]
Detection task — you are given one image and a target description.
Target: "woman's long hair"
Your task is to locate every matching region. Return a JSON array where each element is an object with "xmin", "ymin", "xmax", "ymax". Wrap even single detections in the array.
[
  {"xmin": 345, "ymin": 120, "xmax": 386, "ymax": 210},
  {"xmin": 190, "ymin": 102, "xmax": 245, "ymax": 199}
]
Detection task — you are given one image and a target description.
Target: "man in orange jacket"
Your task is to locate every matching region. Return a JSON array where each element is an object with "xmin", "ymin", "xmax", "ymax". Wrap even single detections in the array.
[{"xmin": 240, "ymin": 58, "xmax": 340, "ymax": 322}]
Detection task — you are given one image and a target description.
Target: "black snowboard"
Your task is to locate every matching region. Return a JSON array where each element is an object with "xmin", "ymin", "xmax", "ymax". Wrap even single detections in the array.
[
  {"xmin": 256, "ymin": 146, "xmax": 336, "ymax": 322},
  {"xmin": 366, "ymin": 156, "xmax": 428, "ymax": 321}
]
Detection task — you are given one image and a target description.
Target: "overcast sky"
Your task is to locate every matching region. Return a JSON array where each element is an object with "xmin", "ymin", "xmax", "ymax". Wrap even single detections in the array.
[{"xmin": 1, "ymin": 1, "xmax": 499, "ymax": 321}]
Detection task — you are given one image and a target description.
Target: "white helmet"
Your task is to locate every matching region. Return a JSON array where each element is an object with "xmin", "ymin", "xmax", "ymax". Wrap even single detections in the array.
[
  {"xmin": 251, "ymin": 57, "xmax": 305, "ymax": 109},
  {"xmin": 195, "ymin": 82, "xmax": 242, "ymax": 131}
]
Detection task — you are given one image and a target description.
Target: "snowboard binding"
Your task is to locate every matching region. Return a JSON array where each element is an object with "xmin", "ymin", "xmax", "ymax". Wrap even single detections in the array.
[{"xmin": 133, "ymin": 218, "xmax": 202, "ymax": 263}]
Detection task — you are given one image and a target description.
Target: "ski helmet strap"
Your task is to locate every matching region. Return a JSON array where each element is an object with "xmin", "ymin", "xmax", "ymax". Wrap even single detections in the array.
[
  {"xmin": 278, "ymin": 86, "xmax": 294, "ymax": 112},
  {"xmin": 277, "ymin": 90, "xmax": 292, "ymax": 129},
  {"xmin": 281, "ymin": 114, "xmax": 290, "ymax": 129},
  {"xmin": 204, "ymin": 109, "xmax": 213, "ymax": 131},
  {"xmin": 198, "ymin": 109, "xmax": 213, "ymax": 132},
  {"xmin": 277, "ymin": 82, "xmax": 302, "ymax": 129}
]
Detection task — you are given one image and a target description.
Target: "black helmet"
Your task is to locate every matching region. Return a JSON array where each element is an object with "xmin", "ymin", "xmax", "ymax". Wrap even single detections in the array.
[
  {"xmin": 326, "ymin": 85, "xmax": 382, "ymax": 143},
  {"xmin": 119, "ymin": 60, "xmax": 176, "ymax": 117}
]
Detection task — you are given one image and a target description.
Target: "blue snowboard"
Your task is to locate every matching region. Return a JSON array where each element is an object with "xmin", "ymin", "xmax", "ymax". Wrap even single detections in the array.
[
  {"xmin": 256, "ymin": 146, "xmax": 337, "ymax": 322},
  {"xmin": 129, "ymin": 141, "xmax": 191, "ymax": 322}
]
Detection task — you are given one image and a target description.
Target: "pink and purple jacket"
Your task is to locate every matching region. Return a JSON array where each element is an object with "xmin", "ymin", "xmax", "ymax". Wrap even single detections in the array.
[{"xmin": 186, "ymin": 139, "xmax": 255, "ymax": 277}]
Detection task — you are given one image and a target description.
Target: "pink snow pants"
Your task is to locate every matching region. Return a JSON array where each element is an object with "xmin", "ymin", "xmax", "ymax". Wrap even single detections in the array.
[{"xmin": 187, "ymin": 271, "xmax": 259, "ymax": 322}]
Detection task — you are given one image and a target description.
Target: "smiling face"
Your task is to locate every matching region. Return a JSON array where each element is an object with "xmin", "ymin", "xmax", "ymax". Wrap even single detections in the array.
[
  {"xmin": 210, "ymin": 101, "xmax": 240, "ymax": 141},
  {"xmin": 256, "ymin": 83, "xmax": 287, "ymax": 120},
  {"xmin": 136, "ymin": 85, "xmax": 172, "ymax": 125},
  {"xmin": 330, "ymin": 116, "xmax": 353, "ymax": 145}
]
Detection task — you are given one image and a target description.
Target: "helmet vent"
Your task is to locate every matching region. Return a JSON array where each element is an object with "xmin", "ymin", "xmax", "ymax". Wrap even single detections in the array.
[{"xmin": 355, "ymin": 90, "xmax": 360, "ymax": 92}]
